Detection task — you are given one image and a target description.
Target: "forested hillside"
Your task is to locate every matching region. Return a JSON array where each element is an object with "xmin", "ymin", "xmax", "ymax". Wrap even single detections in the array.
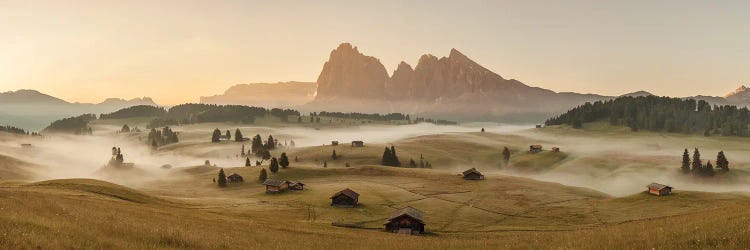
[{"xmin": 545, "ymin": 96, "xmax": 750, "ymax": 136}]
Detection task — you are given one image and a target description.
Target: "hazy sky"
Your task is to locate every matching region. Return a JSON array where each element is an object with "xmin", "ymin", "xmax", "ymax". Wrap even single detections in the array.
[{"xmin": 1, "ymin": 0, "xmax": 749, "ymax": 105}]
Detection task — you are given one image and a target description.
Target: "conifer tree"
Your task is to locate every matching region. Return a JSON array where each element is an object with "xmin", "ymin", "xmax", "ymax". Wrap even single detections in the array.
[
  {"xmin": 691, "ymin": 148, "xmax": 702, "ymax": 173},
  {"xmin": 269, "ymin": 157, "xmax": 279, "ymax": 173},
  {"xmin": 681, "ymin": 149, "xmax": 691, "ymax": 173},
  {"xmin": 705, "ymin": 160, "xmax": 715, "ymax": 176},
  {"xmin": 259, "ymin": 168, "xmax": 267, "ymax": 182},
  {"xmin": 217, "ymin": 168, "xmax": 227, "ymax": 187},
  {"xmin": 235, "ymin": 129, "xmax": 244, "ymax": 142},
  {"xmin": 390, "ymin": 146, "xmax": 401, "ymax": 167},
  {"xmin": 225, "ymin": 130, "xmax": 231, "ymax": 140},
  {"xmin": 211, "ymin": 128, "xmax": 222, "ymax": 143},
  {"xmin": 245, "ymin": 157, "xmax": 251, "ymax": 167},
  {"xmin": 332, "ymin": 150, "xmax": 337, "ymax": 160},
  {"xmin": 241, "ymin": 144, "xmax": 246, "ymax": 157},
  {"xmin": 323, "ymin": 160, "xmax": 327, "ymax": 168},
  {"xmin": 279, "ymin": 153, "xmax": 290, "ymax": 168},
  {"xmin": 381, "ymin": 147, "xmax": 393, "ymax": 166},
  {"xmin": 251, "ymin": 134, "xmax": 263, "ymax": 153},
  {"xmin": 502, "ymin": 147, "xmax": 511, "ymax": 165},
  {"xmin": 409, "ymin": 158, "xmax": 417, "ymax": 167},
  {"xmin": 717, "ymin": 151, "xmax": 729, "ymax": 172}
]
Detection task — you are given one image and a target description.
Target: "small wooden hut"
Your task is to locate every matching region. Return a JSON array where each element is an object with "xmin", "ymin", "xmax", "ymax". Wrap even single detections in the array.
[
  {"xmin": 551, "ymin": 147, "xmax": 560, "ymax": 152},
  {"xmin": 330, "ymin": 188, "xmax": 359, "ymax": 207},
  {"xmin": 647, "ymin": 183, "xmax": 673, "ymax": 196},
  {"xmin": 227, "ymin": 173, "xmax": 244, "ymax": 183},
  {"xmin": 462, "ymin": 168, "xmax": 485, "ymax": 180},
  {"xmin": 263, "ymin": 179, "xmax": 289, "ymax": 193},
  {"xmin": 331, "ymin": 141, "xmax": 339, "ymax": 146},
  {"xmin": 288, "ymin": 181, "xmax": 305, "ymax": 190},
  {"xmin": 529, "ymin": 145, "xmax": 543, "ymax": 153},
  {"xmin": 351, "ymin": 141, "xmax": 364, "ymax": 147},
  {"xmin": 384, "ymin": 207, "xmax": 425, "ymax": 235}
]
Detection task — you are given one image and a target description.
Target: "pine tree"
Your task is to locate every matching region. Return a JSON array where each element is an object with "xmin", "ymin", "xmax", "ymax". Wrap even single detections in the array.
[
  {"xmin": 225, "ymin": 130, "xmax": 231, "ymax": 140},
  {"xmin": 217, "ymin": 168, "xmax": 227, "ymax": 187},
  {"xmin": 381, "ymin": 147, "xmax": 392, "ymax": 166},
  {"xmin": 241, "ymin": 144, "xmax": 246, "ymax": 157},
  {"xmin": 323, "ymin": 160, "xmax": 327, "ymax": 168},
  {"xmin": 691, "ymin": 148, "xmax": 702, "ymax": 173},
  {"xmin": 390, "ymin": 146, "xmax": 401, "ymax": 167},
  {"xmin": 681, "ymin": 148, "xmax": 691, "ymax": 173},
  {"xmin": 332, "ymin": 150, "xmax": 337, "ymax": 160},
  {"xmin": 409, "ymin": 158, "xmax": 417, "ymax": 168},
  {"xmin": 502, "ymin": 147, "xmax": 511, "ymax": 165},
  {"xmin": 151, "ymin": 139, "xmax": 158, "ymax": 150},
  {"xmin": 705, "ymin": 160, "xmax": 715, "ymax": 176},
  {"xmin": 269, "ymin": 157, "xmax": 279, "ymax": 173},
  {"xmin": 245, "ymin": 157, "xmax": 251, "ymax": 167},
  {"xmin": 259, "ymin": 168, "xmax": 267, "ymax": 182},
  {"xmin": 235, "ymin": 129, "xmax": 244, "ymax": 142},
  {"xmin": 717, "ymin": 151, "xmax": 729, "ymax": 172},
  {"xmin": 251, "ymin": 134, "xmax": 263, "ymax": 153},
  {"xmin": 279, "ymin": 153, "xmax": 290, "ymax": 168},
  {"xmin": 266, "ymin": 135, "xmax": 276, "ymax": 149},
  {"xmin": 211, "ymin": 128, "xmax": 221, "ymax": 143}
]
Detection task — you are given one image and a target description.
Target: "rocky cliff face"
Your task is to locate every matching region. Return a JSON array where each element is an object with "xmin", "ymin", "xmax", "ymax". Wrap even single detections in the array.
[
  {"xmin": 315, "ymin": 43, "xmax": 389, "ymax": 101},
  {"xmin": 310, "ymin": 43, "xmax": 607, "ymax": 120}
]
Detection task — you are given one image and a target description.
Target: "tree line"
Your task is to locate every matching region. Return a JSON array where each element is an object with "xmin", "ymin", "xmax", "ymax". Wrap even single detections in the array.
[
  {"xmin": 545, "ymin": 96, "xmax": 750, "ymax": 136},
  {"xmin": 148, "ymin": 126, "xmax": 179, "ymax": 149},
  {"xmin": 44, "ymin": 114, "xmax": 96, "ymax": 135},
  {"xmin": 681, "ymin": 148, "xmax": 729, "ymax": 177},
  {"xmin": 0, "ymin": 125, "xmax": 41, "ymax": 136}
]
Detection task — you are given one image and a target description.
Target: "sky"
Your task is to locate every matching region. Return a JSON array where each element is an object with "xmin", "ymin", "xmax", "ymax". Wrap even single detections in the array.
[{"xmin": 1, "ymin": 0, "xmax": 749, "ymax": 105}]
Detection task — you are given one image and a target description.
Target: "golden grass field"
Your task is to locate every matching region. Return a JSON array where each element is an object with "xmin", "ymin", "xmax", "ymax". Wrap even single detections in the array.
[{"xmin": 1, "ymin": 119, "xmax": 750, "ymax": 249}]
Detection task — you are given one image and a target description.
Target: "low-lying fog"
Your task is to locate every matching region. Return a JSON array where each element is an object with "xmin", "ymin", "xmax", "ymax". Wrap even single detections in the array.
[{"xmin": 1, "ymin": 122, "xmax": 748, "ymax": 196}]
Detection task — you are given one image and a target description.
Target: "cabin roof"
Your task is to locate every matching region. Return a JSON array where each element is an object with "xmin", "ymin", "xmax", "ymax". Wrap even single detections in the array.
[
  {"xmin": 263, "ymin": 179, "xmax": 288, "ymax": 187},
  {"xmin": 330, "ymin": 188, "xmax": 359, "ymax": 199},
  {"xmin": 462, "ymin": 168, "xmax": 483, "ymax": 176},
  {"xmin": 385, "ymin": 207, "xmax": 425, "ymax": 224},
  {"xmin": 228, "ymin": 173, "xmax": 242, "ymax": 178},
  {"xmin": 288, "ymin": 180, "xmax": 304, "ymax": 186},
  {"xmin": 647, "ymin": 183, "xmax": 672, "ymax": 190}
]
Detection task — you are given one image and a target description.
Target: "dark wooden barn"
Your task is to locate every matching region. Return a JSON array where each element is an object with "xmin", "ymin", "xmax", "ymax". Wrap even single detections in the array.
[
  {"xmin": 351, "ymin": 141, "xmax": 364, "ymax": 147},
  {"xmin": 384, "ymin": 207, "xmax": 425, "ymax": 235},
  {"xmin": 263, "ymin": 179, "xmax": 289, "ymax": 193},
  {"xmin": 330, "ymin": 188, "xmax": 359, "ymax": 207},
  {"xmin": 462, "ymin": 168, "xmax": 485, "ymax": 180},
  {"xmin": 647, "ymin": 183, "xmax": 673, "ymax": 196},
  {"xmin": 227, "ymin": 173, "xmax": 244, "ymax": 183}
]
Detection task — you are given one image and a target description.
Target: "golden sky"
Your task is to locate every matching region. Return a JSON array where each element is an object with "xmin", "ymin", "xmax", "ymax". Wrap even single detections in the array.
[{"xmin": 2, "ymin": 1, "xmax": 749, "ymax": 105}]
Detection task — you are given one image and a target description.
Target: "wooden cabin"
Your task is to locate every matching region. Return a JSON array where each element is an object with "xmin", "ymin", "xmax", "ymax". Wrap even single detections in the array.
[
  {"xmin": 551, "ymin": 147, "xmax": 560, "ymax": 152},
  {"xmin": 330, "ymin": 188, "xmax": 359, "ymax": 207},
  {"xmin": 288, "ymin": 181, "xmax": 305, "ymax": 190},
  {"xmin": 384, "ymin": 207, "xmax": 425, "ymax": 235},
  {"xmin": 351, "ymin": 141, "xmax": 364, "ymax": 147},
  {"xmin": 647, "ymin": 183, "xmax": 673, "ymax": 196},
  {"xmin": 263, "ymin": 179, "xmax": 290, "ymax": 193},
  {"xmin": 331, "ymin": 141, "xmax": 339, "ymax": 146},
  {"xmin": 462, "ymin": 168, "xmax": 485, "ymax": 180},
  {"xmin": 227, "ymin": 173, "xmax": 244, "ymax": 183},
  {"xmin": 529, "ymin": 145, "xmax": 543, "ymax": 153}
]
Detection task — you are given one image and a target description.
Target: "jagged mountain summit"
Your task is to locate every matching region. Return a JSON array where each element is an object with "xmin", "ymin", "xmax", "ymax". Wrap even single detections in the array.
[{"xmin": 308, "ymin": 43, "xmax": 607, "ymax": 121}]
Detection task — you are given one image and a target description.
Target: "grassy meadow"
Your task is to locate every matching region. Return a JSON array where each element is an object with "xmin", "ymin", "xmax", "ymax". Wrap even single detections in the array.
[{"xmin": 1, "ymin": 119, "xmax": 750, "ymax": 249}]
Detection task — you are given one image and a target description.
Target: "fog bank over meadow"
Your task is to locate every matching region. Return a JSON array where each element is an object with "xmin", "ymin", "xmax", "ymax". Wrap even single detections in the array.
[{"xmin": 1, "ymin": 122, "xmax": 749, "ymax": 196}]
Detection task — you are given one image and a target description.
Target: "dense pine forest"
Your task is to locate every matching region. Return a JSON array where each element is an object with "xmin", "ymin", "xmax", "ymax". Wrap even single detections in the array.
[
  {"xmin": 100, "ymin": 105, "xmax": 167, "ymax": 119},
  {"xmin": 43, "ymin": 114, "xmax": 96, "ymax": 135},
  {"xmin": 545, "ymin": 96, "xmax": 750, "ymax": 136}
]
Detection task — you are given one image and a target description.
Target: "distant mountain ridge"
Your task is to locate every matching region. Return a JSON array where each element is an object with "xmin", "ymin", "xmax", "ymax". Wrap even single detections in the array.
[
  {"xmin": 200, "ymin": 81, "xmax": 315, "ymax": 107},
  {"xmin": 308, "ymin": 43, "xmax": 609, "ymax": 121},
  {"xmin": 0, "ymin": 89, "xmax": 158, "ymax": 131}
]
